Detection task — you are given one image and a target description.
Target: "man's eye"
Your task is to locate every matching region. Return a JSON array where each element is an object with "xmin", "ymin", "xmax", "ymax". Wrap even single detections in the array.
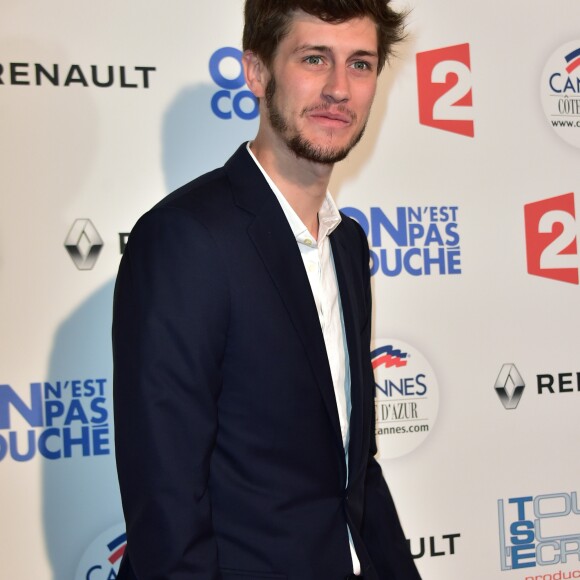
[
  {"xmin": 352, "ymin": 61, "xmax": 370, "ymax": 71},
  {"xmin": 305, "ymin": 56, "xmax": 323, "ymax": 65}
]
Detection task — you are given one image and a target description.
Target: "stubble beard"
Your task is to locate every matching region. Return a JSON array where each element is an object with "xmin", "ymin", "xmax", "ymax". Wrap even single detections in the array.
[{"xmin": 265, "ymin": 76, "xmax": 367, "ymax": 165}]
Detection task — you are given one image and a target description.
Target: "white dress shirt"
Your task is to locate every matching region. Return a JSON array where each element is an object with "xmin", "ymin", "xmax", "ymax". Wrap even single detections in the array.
[{"xmin": 247, "ymin": 144, "xmax": 361, "ymax": 575}]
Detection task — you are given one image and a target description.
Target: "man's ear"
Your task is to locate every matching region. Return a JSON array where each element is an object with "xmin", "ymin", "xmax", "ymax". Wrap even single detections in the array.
[{"xmin": 242, "ymin": 50, "xmax": 268, "ymax": 98}]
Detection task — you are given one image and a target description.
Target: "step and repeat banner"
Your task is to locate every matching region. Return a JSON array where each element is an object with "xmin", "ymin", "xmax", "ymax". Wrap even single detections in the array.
[{"xmin": 2, "ymin": 1, "xmax": 579, "ymax": 578}]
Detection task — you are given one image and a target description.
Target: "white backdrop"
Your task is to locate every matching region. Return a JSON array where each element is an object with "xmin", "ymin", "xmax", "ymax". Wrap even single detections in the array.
[{"xmin": 2, "ymin": 1, "xmax": 579, "ymax": 578}]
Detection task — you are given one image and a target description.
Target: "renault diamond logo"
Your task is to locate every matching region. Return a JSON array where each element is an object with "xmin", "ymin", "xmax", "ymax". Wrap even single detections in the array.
[
  {"xmin": 64, "ymin": 219, "xmax": 103, "ymax": 270},
  {"xmin": 495, "ymin": 364, "xmax": 525, "ymax": 410}
]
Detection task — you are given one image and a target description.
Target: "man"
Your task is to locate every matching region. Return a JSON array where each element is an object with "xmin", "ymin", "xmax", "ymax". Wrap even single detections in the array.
[{"xmin": 113, "ymin": 1, "xmax": 422, "ymax": 579}]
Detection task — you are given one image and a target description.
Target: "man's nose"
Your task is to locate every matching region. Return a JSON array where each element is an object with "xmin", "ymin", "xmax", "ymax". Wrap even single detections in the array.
[{"xmin": 322, "ymin": 66, "xmax": 350, "ymax": 103}]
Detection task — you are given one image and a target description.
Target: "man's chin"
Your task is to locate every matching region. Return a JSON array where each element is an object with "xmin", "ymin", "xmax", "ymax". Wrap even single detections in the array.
[{"xmin": 286, "ymin": 134, "xmax": 362, "ymax": 165}]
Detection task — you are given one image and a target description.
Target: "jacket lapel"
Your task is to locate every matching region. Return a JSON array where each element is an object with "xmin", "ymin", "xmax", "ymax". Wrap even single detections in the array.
[
  {"xmin": 330, "ymin": 227, "xmax": 365, "ymax": 482},
  {"xmin": 224, "ymin": 145, "xmax": 344, "ymax": 448}
]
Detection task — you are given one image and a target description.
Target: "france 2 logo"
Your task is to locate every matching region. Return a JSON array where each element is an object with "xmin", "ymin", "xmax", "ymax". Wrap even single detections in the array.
[
  {"xmin": 525, "ymin": 192, "xmax": 579, "ymax": 285},
  {"xmin": 416, "ymin": 43, "xmax": 474, "ymax": 137}
]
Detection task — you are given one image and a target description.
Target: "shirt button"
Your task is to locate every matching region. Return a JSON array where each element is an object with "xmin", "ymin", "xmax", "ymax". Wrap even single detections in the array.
[{"xmin": 304, "ymin": 238, "xmax": 313, "ymax": 246}]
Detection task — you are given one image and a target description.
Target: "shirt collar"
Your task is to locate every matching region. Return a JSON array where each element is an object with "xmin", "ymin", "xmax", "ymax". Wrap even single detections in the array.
[{"xmin": 246, "ymin": 142, "xmax": 342, "ymax": 246}]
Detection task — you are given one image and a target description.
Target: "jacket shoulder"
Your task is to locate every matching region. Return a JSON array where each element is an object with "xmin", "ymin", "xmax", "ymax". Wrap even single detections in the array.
[
  {"xmin": 153, "ymin": 165, "xmax": 231, "ymax": 215},
  {"xmin": 150, "ymin": 141, "xmax": 253, "ymax": 216}
]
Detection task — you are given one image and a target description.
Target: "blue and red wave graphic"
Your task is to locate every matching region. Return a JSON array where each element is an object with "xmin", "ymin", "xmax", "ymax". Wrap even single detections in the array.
[
  {"xmin": 107, "ymin": 532, "xmax": 127, "ymax": 566},
  {"xmin": 565, "ymin": 48, "xmax": 580, "ymax": 74},
  {"xmin": 371, "ymin": 346, "xmax": 408, "ymax": 370}
]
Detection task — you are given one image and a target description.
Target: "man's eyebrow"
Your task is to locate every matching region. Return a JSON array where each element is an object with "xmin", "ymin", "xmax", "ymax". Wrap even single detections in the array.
[
  {"xmin": 350, "ymin": 49, "xmax": 379, "ymax": 59},
  {"xmin": 293, "ymin": 44, "xmax": 378, "ymax": 59},
  {"xmin": 294, "ymin": 44, "xmax": 332, "ymax": 54}
]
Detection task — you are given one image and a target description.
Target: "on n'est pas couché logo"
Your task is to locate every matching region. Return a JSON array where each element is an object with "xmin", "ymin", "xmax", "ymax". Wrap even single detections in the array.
[
  {"xmin": 0, "ymin": 379, "xmax": 110, "ymax": 462},
  {"xmin": 371, "ymin": 340, "xmax": 438, "ymax": 459},
  {"xmin": 416, "ymin": 43, "xmax": 474, "ymax": 137},
  {"xmin": 75, "ymin": 523, "xmax": 126, "ymax": 580},
  {"xmin": 209, "ymin": 47, "xmax": 258, "ymax": 120},
  {"xmin": 525, "ymin": 192, "xmax": 578, "ymax": 285},
  {"xmin": 342, "ymin": 205, "xmax": 462, "ymax": 278}
]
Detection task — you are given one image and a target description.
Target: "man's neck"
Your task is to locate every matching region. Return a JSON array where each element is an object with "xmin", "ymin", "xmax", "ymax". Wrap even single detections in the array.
[{"xmin": 250, "ymin": 135, "xmax": 333, "ymax": 240}]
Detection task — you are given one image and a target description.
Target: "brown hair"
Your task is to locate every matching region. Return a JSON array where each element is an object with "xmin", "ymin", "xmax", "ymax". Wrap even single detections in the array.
[{"xmin": 243, "ymin": 0, "xmax": 407, "ymax": 73}]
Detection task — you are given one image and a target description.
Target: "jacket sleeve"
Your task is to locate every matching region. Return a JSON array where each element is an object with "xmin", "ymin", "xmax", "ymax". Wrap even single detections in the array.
[
  {"xmin": 360, "ymin": 426, "xmax": 422, "ymax": 578},
  {"xmin": 113, "ymin": 206, "xmax": 229, "ymax": 579},
  {"xmin": 354, "ymin": 223, "xmax": 422, "ymax": 580}
]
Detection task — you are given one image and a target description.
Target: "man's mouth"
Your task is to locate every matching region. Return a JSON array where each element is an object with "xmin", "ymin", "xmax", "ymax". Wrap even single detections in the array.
[{"xmin": 306, "ymin": 105, "xmax": 355, "ymax": 128}]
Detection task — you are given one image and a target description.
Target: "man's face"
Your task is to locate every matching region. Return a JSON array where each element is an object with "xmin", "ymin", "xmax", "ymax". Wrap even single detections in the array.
[{"xmin": 263, "ymin": 12, "xmax": 379, "ymax": 164}]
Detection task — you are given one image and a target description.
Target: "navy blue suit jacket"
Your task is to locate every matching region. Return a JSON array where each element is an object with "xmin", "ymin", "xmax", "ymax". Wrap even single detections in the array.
[{"xmin": 113, "ymin": 143, "xmax": 421, "ymax": 580}]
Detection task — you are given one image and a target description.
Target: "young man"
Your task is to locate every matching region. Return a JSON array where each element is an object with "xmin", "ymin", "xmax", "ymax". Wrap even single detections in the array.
[{"xmin": 113, "ymin": 1, "xmax": 422, "ymax": 579}]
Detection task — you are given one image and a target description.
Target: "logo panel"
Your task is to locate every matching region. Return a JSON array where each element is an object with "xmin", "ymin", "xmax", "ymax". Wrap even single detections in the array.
[
  {"xmin": 0, "ymin": 62, "xmax": 155, "ymax": 88},
  {"xmin": 65, "ymin": 219, "xmax": 104, "ymax": 271},
  {"xmin": 0, "ymin": 379, "xmax": 111, "ymax": 462},
  {"xmin": 408, "ymin": 533, "xmax": 461, "ymax": 560},
  {"xmin": 495, "ymin": 364, "xmax": 526, "ymax": 410},
  {"xmin": 538, "ymin": 371, "xmax": 580, "ymax": 395},
  {"xmin": 341, "ymin": 205, "xmax": 462, "ymax": 278},
  {"xmin": 75, "ymin": 523, "xmax": 126, "ymax": 580},
  {"xmin": 524, "ymin": 193, "xmax": 578, "ymax": 285},
  {"xmin": 416, "ymin": 43, "xmax": 474, "ymax": 137},
  {"xmin": 372, "ymin": 340, "xmax": 439, "ymax": 459},
  {"xmin": 498, "ymin": 492, "xmax": 580, "ymax": 571},
  {"xmin": 209, "ymin": 47, "xmax": 258, "ymax": 120},
  {"xmin": 495, "ymin": 364, "xmax": 580, "ymax": 402},
  {"xmin": 541, "ymin": 40, "xmax": 580, "ymax": 148}
]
